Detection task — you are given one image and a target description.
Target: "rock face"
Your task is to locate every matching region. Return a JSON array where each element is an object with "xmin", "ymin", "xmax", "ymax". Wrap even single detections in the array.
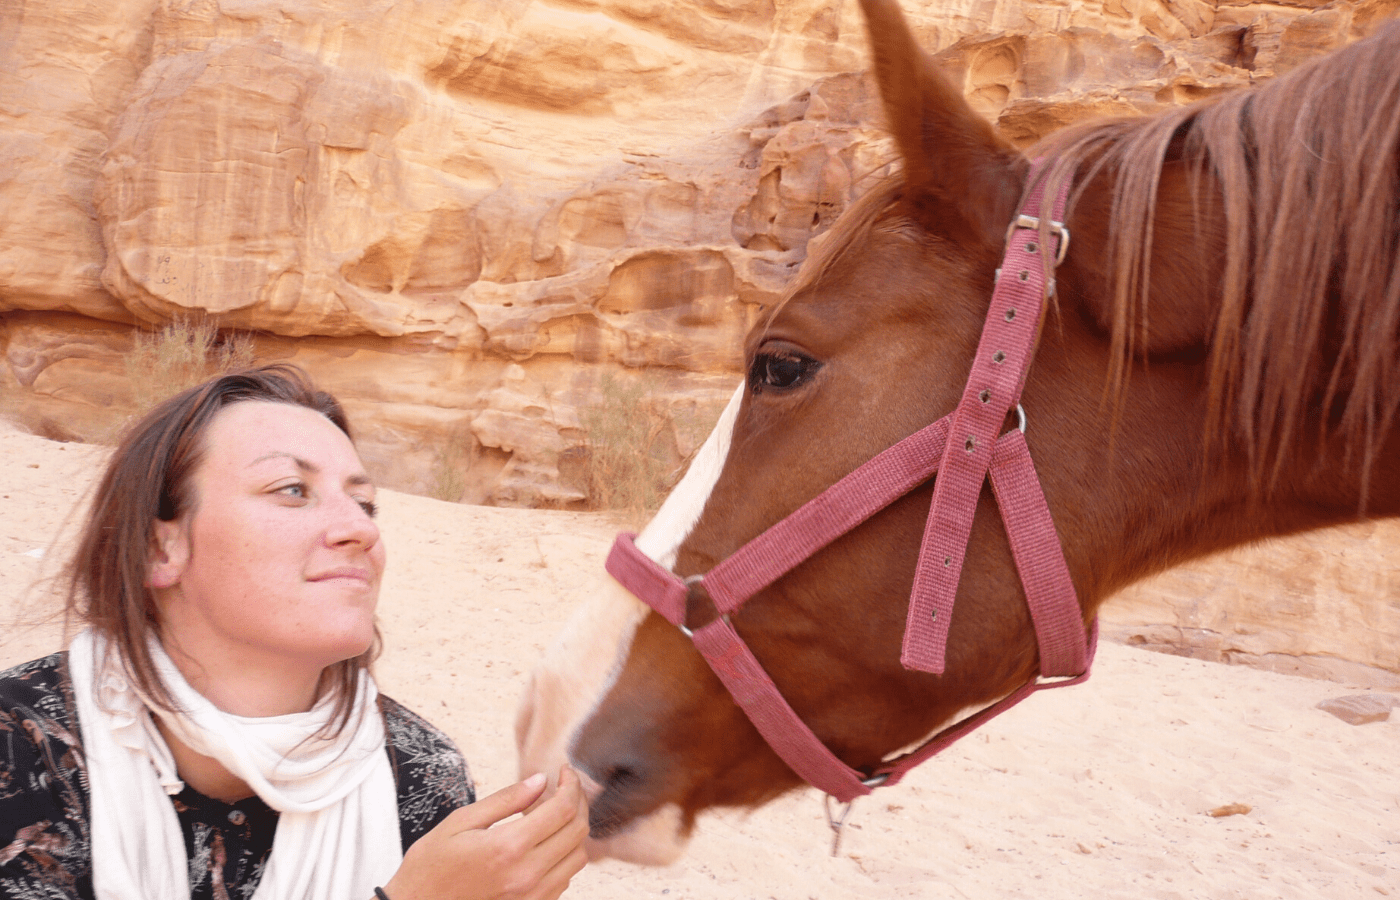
[
  {"xmin": 1101, "ymin": 520, "xmax": 1400, "ymax": 687},
  {"xmin": 1, "ymin": 2, "xmax": 1398, "ymax": 666}
]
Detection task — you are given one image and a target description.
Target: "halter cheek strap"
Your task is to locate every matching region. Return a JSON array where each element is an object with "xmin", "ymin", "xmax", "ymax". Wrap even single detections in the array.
[
  {"xmin": 903, "ymin": 168, "xmax": 1080, "ymax": 675},
  {"xmin": 605, "ymin": 162, "xmax": 1095, "ymax": 804}
]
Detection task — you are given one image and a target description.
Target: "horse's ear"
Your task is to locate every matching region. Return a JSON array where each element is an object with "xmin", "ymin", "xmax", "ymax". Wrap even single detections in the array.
[{"xmin": 860, "ymin": 0, "xmax": 1024, "ymax": 249}]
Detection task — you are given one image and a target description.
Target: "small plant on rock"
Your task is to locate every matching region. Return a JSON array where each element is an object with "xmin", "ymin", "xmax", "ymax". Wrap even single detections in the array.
[
  {"xmin": 124, "ymin": 318, "xmax": 255, "ymax": 414},
  {"xmin": 581, "ymin": 372, "xmax": 674, "ymax": 520}
]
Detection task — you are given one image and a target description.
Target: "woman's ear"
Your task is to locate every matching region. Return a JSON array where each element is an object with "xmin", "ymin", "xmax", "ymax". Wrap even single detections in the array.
[{"xmin": 147, "ymin": 519, "xmax": 191, "ymax": 590}]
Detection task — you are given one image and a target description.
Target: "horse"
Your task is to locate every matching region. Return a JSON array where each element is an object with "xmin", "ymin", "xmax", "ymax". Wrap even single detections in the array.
[{"xmin": 516, "ymin": 0, "xmax": 1400, "ymax": 865}]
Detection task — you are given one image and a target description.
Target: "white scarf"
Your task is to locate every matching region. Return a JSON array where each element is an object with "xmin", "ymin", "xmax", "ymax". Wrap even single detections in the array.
[{"xmin": 68, "ymin": 629, "xmax": 403, "ymax": 900}]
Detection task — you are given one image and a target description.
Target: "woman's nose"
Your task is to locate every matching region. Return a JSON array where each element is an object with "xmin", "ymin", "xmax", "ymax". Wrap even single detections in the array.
[{"xmin": 326, "ymin": 494, "xmax": 380, "ymax": 548}]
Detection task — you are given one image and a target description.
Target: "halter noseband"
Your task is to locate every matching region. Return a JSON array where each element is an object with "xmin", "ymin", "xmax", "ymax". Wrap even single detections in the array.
[{"xmin": 605, "ymin": 161, "xmax": 1096, "ymax": 804}]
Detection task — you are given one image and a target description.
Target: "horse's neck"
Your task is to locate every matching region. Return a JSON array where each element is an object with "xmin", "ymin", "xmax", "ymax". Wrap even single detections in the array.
[
  {"xmin": 1051, "ymin": 137, "xmax": 1400, "ymax": 602},
  {"xmin": 1077, "ymin": 411, "xmax": 1400, "ymax": 605}
]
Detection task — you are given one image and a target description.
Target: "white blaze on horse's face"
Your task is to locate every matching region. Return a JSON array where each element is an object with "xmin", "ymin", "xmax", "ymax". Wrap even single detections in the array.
[{"xmin": 514, "ymin": 383, "xmax": 744, "ymax": 864}]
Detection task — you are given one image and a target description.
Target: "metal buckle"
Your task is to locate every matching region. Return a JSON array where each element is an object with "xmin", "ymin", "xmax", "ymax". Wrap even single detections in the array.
[
  {"xmin": 1005, "ymin": 213, "xmax": 1071, "ymax": 265},
  {"xmin": 678, "ymin": 617, "xmax": 732, "ymax": 639}
]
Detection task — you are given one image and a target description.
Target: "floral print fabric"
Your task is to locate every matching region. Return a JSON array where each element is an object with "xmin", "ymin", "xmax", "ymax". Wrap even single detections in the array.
[{"xmin": 0, "ymin": 653, "xmax": 474, "ymax": 900}]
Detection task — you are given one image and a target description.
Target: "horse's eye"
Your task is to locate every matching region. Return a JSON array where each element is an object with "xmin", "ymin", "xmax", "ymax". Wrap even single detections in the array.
[{"xmin": 749, "ymin": 349, "xmax": 820, "ymax": 392}]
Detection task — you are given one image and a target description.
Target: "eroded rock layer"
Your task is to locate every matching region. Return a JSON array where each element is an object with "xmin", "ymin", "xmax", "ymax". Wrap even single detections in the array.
[{"xmin": 2, "ymin": 1, "xmax": 1397, "ymax": 671}]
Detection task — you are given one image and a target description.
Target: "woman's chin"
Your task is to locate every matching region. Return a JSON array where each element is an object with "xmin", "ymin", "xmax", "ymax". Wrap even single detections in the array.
[{"xmin": 300, "ymin": 625, "xmax": 378, "ymax": 672}]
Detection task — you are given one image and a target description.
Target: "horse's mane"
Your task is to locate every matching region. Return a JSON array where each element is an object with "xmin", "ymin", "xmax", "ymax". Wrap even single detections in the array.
[{"xmin": 1034, "ymin": 20, "xmax": 1400, "ymax": 497}]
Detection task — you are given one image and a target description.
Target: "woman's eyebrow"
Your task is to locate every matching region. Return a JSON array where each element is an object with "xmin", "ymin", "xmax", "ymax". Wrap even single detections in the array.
[
  {"xmin": 249, "ymin": 452, "xmax": 373, "ymax": 487},
  {"xmin": 249, "ymin": 451, "xmax": 318, "ymax": 472}
]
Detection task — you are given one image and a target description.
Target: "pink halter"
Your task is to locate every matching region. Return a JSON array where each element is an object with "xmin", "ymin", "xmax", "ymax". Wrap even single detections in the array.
[{"xmin": 605, "ymin": 162, "xmax": 1096, "ymax": 804}]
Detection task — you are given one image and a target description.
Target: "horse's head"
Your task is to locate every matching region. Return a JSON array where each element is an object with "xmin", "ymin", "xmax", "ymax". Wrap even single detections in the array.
[
  {"xmin": 515, "ymin": 0, "xmax": 1201, "ymax": 861},
  {"xmin": 517, "ymin": 0, "xmax": 1400, "ymax": 863}
]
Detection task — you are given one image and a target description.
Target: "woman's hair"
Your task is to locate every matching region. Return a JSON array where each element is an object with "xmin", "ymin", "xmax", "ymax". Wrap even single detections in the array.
[{"xmin": 64, "ymin": 363, "xmax": 380, "ymax": 730}]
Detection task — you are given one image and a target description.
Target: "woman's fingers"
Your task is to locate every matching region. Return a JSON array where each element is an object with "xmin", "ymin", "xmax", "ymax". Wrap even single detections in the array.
[
  {"xmin": 508, "ymin": 791, "xmax": 589, "ymax": 900},
  {"xmin": 498, "ymin": 766, "xmax": 588, "ymax": 857},
  {"xmin": 521, "ymin": 774, "xmax": 589, "ymax": 866},
  {"xmin": 447, "ymin": 772, "xmax": 548, "ymax": 832},
  {"xmin": 488, "ymin": 766, "xmax": 589, "ymax": 896},
  {"xmin": 385, "ymin": 767, "xmax": 588, "ymax": 900}
]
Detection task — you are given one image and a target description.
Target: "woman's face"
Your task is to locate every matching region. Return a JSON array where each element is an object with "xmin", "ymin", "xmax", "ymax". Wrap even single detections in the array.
[{"xmin": 150, "ymin": 401, "xmax": 385, "ymax": 694}]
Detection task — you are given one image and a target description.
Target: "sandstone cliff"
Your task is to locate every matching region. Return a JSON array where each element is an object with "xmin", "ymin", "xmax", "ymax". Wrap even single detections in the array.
[{"xmin": 1, "ymin": 0, "xmax": 1397, "ymax": 676}]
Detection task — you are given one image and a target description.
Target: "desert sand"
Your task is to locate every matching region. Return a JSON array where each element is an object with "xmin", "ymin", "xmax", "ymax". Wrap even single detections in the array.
[{"xmin": 2, "ymin": 422, "xmax": 1396, "ymax": 899}]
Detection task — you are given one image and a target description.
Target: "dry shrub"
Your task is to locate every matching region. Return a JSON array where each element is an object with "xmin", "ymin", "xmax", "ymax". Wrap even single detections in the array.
[
  {"xmin": 124, "ymin": 319, "xmax": 255, "ymax": 414},
  {"xmin": 670, "ymin": 396, "xmax": 732, "ymax": 464},
  {"xmin": 582, "ymin": 373, "xmax": 675, "ymax": 518},
  {"xmin": 429, "ymin": 427, "xmax": 475, "ymax": 503}
]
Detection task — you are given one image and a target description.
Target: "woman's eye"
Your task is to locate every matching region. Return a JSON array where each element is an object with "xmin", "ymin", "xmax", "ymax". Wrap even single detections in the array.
[
  {"xmin": 749, "ymin": 349, "xmax": 820, "ymax": 392},
  {"xmin": 357, "ymin": 499, "xmax": 378, "ymax": 518},
  {"xmin": 275, "ymin": 482, "xmax": 307, "ymax": 499}
]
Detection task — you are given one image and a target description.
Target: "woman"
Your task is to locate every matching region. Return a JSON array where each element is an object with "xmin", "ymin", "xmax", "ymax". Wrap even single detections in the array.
[{"xmin": 0, "ymin": 364, "xmax": 589, "ymax": 900}]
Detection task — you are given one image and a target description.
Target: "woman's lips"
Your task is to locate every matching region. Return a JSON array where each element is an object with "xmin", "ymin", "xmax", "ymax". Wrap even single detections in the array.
[{"xmin": 307, "ymin": 566, "xmax": 375, "ymax": 585}]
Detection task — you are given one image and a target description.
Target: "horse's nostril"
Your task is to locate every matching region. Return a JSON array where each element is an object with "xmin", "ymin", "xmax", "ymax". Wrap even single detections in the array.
[
  {"xmin": 586, "ymin": 762, "xmax": 651, "ymax": 839},
  {"xmin": 604, "ymin": 765, "xmax": 641, "ymax": 792}
]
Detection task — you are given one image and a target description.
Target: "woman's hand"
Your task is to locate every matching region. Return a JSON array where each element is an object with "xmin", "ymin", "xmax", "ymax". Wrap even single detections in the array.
[{"xmin": 383, "ymin": 765, "xmax": 590, "ymax": 900}]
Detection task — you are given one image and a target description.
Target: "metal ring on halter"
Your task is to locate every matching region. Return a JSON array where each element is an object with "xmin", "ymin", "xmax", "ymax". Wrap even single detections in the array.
[
  {"xmin": 684, "ymin": 612, "xmax": 733, "ymax": 639},
  {"xmin": 1016, "ymin": 404, "xmax": 1027, "ymax": 434},
  {"xmin": 677, "ymin": 574, "xmax": 706, "ymax": 638},
  {"xmin": 1052, "ymin": 223, "xmax": 1071, "ymax": 264}
]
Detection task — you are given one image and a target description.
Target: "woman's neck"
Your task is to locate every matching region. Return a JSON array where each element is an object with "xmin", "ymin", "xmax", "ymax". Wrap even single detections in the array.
[
  {"xmin": 154, "ymin": 718, "xmax": 257, "ymax": 804},
  {"xmin": 152, "ymin": 636, "xmax": 331, "ymax": 803},
  {"xmin": 161, "ymin": 635, "xmax": 325, "ymax": 718}
]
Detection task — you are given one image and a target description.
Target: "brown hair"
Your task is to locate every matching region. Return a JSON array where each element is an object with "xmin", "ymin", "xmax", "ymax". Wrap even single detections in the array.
[{"xmin": 65, "ymin": 363, "xmax": 379, "ymax": 731}]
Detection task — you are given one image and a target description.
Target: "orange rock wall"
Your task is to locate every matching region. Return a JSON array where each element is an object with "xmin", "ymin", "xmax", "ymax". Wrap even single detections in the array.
[
  {"xmin": 2, "ymin": 1, "xmax": 1397, "ymax": 667},
  {"xmin": 1102, "ymin": 521, "xmax": 1400, "ymax": 685}
]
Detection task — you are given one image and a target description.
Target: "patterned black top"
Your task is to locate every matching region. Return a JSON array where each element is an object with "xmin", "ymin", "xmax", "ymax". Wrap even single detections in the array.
[{"xmin": 0, "ymin": 653, "xmax": 475, "ymax": 900}]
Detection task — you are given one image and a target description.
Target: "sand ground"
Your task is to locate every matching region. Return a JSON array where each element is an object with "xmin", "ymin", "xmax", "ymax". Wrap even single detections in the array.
[{"xmin": 2, "ymin": 424, "xmax": 1396, "ymax": 899}]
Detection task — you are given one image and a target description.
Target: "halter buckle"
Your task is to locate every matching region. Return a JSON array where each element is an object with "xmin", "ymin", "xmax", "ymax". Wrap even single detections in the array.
[{"xmin": 1006, "ymin": 213, "xmax": 1071, "ymax": 265}]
